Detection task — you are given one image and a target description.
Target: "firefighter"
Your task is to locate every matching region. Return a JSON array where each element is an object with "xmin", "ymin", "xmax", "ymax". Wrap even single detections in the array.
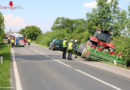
[
  {"xmin": 62, "ymin": 37, "xmax": 67, "ymax": 59},
  {"xmin": 11, "ymin": 38, "xmax": 14, "ymax": 48},
  {"xmin": 27, "ymin": 39, "xmax": 31, "ymax": 48},
  {"xmin": 68, "ymin": 39, "xmax": 73, "ymax": 60},
  {"xmin": 74, "ymin": 40, "xmax": 78, "ymax": 58}
]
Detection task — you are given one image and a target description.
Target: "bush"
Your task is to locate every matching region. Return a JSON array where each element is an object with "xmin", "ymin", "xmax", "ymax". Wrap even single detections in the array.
[{"xmin": 113, "ymin": 36, "xmax": 130, "ymax": 66}]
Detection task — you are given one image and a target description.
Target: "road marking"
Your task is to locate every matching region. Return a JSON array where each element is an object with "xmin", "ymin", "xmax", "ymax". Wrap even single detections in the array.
[
  {"xmin": 30, "ymin": 47, "xmax": 122, "ymax": 90},
  {"xmin": 55, "ymin": 60, "xmax": 72, "ymax": 68},
  {"xmin": 30, "ymin": 48, "xmax": 72, "ymax": 68},
  {"xmin": 11, "ymin": 48, "xmax": 22, "ymax": 90},
  {"xmin": 75, "ymin": 69, "xmax": 122, "ymax": 90}
]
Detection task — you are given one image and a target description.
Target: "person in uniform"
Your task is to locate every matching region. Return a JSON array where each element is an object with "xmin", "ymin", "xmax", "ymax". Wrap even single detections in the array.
[
  {"xmin": 68, "ymin": 39, "xmax": 73, "ymax": 60},
  {"xmin": 62, "ymin": 37, "xmax": 68, "ymax": 59}
]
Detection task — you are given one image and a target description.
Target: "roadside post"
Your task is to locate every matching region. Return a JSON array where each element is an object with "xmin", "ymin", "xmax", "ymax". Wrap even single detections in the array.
[
  {"xmin": 0, "ymin": 54, "xmax": 3, "ymax": 64},
  {"xmin": 114, "ymin": 60, "xmax": 117, "ymax": 65}
]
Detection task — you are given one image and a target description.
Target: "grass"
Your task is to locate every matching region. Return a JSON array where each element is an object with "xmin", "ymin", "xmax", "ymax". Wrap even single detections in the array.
[
  {"xmin": 0, "ymin": 43, "xmax": 11, "ymax": 90},
  {"xmin": 98, "ymin": 60, "xmax": 129, "ymax": 69},
  {"xmin": 32, "ymin": 41, "xmax": 48, "ymax": 48}
]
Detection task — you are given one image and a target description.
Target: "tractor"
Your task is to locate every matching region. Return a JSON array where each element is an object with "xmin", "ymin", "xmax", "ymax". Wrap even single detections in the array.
[{"xmin": 81, "ymin": 28, "xmax": 125, "ymax": 65}]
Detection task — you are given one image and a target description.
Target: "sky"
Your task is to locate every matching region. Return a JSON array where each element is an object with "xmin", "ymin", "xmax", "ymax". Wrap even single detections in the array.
[{"xmin": 0, "ymin": 0, "xmax": 130, "ymax": 33}]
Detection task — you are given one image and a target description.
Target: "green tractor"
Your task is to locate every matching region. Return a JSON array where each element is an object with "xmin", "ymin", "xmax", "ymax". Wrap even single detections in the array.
[{"xmin": 82, "ymin": 29, "xmax": 125, "ymax": 65}]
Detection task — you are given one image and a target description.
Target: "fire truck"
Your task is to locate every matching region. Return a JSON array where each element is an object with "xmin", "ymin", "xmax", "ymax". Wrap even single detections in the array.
[{"xmin": 10, "ymin": 33, "xmax": 25, "ymax": 47}]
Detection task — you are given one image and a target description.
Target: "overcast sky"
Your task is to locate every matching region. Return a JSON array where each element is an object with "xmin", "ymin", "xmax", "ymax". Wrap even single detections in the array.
[{"xmin": 0, "ymin": 0, "xmax": 130, "ymax": 33}]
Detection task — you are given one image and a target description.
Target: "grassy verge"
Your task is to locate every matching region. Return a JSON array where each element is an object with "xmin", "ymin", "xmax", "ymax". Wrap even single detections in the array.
[
  {"xmin": 98, "ymin": 60, "xmax": 129, "ymax": 69},
  {"xmin": 0, "ymin": 43, "xmax": 11, "ymax": 89},
  {"xmin": 32, "ymin": 41, "xmax": 48, "ymax": 47}
]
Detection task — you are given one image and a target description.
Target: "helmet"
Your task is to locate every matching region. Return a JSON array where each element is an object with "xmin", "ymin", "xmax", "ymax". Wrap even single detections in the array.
[
  {"xmin": 75, "ymin": 40, "xmax": 77, "ymax": 42},
  {"xmin": 64, "ymin": 37, "xmax": 67, "ymax": 40}
]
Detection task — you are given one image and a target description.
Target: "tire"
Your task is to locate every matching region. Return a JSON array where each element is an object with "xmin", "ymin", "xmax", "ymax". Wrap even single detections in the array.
[{"xmin": 51, "ymin": 46, "xmax": 55, "ymax": 50}]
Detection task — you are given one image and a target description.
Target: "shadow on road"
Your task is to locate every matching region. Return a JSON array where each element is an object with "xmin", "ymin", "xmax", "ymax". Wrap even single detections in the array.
[{"xmin": 14, "ymin": 53, "xmax": 63, "ymax": 62}]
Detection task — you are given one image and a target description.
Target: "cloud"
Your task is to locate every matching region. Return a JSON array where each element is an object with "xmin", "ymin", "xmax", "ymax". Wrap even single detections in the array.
[
  {"xmin": 9, "ymin": 17, "xmax": 26, "ymax": 27},
  {"xmin": 4, "ymin": 14, "xmax": 26, "ymax": 32},
  {"xmin": 108, "ymin": 0, "xmax": 111, "ymax": 3},
  {"xmin": 83, "ymin": 0, "xmax": 112, "ymax": 8},
  {"xmin": 4, "ymin": 14, "xmax": 14, "ymax": 21},
  {"xmin": 83, "ymin": 1, "xmax": 97, "ymax": 8}
]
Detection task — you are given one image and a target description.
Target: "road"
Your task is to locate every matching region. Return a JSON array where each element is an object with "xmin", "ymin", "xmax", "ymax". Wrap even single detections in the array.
[{"xmin": 12, "ymin": 44, "xmax": 130, "ymax": 90}]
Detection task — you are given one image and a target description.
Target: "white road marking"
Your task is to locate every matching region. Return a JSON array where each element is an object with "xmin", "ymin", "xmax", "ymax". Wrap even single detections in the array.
[
  {"xmin": 75, "ymin": 69, "xmax": 122, "ymax": 90},
  {"xmin": 55, "ymin": 60, "xmax": 72, "ymax": 68},
  {"xmin": 30, "ymin": 47, "xmax": 122, "ymax": 90},
  {"xmin": 30, "ymin": 48, "xmax": 72, "ymax": 68},
  {"xmin": 11, "ymin": 48, "xmax": 22, "ymax": 90}
]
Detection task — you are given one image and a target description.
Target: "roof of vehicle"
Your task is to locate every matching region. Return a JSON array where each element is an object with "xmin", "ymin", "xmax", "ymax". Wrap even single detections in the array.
[{"xmin": 11, "ymin": 33, "xmax": 23, "ymax": 37}]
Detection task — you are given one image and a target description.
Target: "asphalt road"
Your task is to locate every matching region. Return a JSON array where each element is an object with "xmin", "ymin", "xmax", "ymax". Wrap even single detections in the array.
[{"xmin": 12, "ymin": 44, "xmax": 130, "ymax": 90}]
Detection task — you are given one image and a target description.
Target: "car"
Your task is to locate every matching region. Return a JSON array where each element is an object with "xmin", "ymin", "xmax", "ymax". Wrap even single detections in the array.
[{"xmin": 49, "ymin": 39, "xmax": 63, "ymax": 50}]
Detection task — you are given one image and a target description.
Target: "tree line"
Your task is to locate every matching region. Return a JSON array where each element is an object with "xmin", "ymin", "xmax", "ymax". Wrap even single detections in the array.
[{"xmin": 0, "ymin": 12, "xmax": 5, "ymax": 43}]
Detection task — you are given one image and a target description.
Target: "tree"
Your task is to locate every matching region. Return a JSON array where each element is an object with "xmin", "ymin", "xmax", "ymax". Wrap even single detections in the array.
[
  {"xmin": 96, "ymin": 0, "xmax": 112, "ymax": 30},
  {"xmin": 19, "ymin": 28, "xmax": 26, "ymax": 37},
  {"xmin": 86, "ymin": 8, "xmax": 98, "ymax": 34},
  {"xmin": 126, "ymin": 3, "xmax": 130, "ymax": 36},
  {"xmin": 51, "ymin": 17, "xmax": 74, "ymax": 32},
  {"xmin": 52, "ymin": 17, "xmax": 87, "ymax": 34},
  {"xmin": 0, "ymin": 12, "xmax": 5, "ymax": 42},
  {"xmin": 85, "ymin": 0, "xmax": 127, "ymax": 36},
  {"xmin": 19, "ymin": 25, "xmax": 42, "ymax": 40}
]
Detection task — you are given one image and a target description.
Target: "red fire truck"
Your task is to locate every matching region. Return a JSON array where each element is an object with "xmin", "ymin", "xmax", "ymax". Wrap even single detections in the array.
[{"xmin": 10, "ymin": 33, "xmax": 25, "ymax": 47}]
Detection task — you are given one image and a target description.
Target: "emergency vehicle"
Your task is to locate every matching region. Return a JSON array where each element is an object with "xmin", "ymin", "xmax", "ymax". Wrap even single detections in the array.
[{"xmin": 10, "ymin": 33, "xmax": 25, "ymax": 47}]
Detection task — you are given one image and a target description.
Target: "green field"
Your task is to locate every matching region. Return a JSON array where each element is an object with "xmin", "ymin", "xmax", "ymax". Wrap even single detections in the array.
[{"xmin": 0, "ymin": 44, "xmax": 11, "ymax": 90}]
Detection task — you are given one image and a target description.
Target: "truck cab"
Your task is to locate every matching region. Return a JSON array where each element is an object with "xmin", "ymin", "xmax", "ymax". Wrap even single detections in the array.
[{"xmin": 88, "ymin": 30, "xmax": 115, "ymax": 51}]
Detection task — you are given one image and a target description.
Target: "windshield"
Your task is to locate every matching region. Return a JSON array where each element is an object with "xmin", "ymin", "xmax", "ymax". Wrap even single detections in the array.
[
  {"xmin": 52, "ymin": 39, "xmax": 57, "ymax": 43},
  {"xmin": 94, "ymin": 31, "xmax": 111, "ymax": 42},
  {"xmin": 18, "ymin": 37, "xmax": 23, "ymax": 40}
]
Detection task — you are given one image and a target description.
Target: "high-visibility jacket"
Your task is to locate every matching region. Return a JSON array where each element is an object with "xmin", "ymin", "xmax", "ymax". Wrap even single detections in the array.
[
  {"xmin": 68, "ymin": 42, "xmax": 73, "ymax": 50},
  {"xmin": 63, "ymin": 40, "xmax": 67, "ymax": 48},
  {"xmin": 28, "ymin": 39, "xmax": 31, "ymax": 43},
  {"xmin": 11, "ymin": 39, "xmax": 14, "ymax": 43}
]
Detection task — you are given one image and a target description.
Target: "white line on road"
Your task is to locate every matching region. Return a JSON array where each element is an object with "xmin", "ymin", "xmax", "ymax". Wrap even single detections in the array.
[
  {"xmin": 55, "ymin": 60, "xmax": 72, "ymax": 68},
  {"xmin": 30, "ymin": 47, "xmax": 122, "ymax": 90},
  {"xmin": 11, "ymin": 48, "xmax": 22, "ymax": 90},
  {"xmin": 75, "ymin": 69, "xmax": 122, "ymax": 90},
  {"xmin": 30, "ymin": 48, "xmax": 72, "ymax": 68}
]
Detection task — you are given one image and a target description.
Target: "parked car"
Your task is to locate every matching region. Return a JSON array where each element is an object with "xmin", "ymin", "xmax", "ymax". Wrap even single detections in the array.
[{"xmin": 49, "ymin": 39, "xmax": 63, "ymax": 50}]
